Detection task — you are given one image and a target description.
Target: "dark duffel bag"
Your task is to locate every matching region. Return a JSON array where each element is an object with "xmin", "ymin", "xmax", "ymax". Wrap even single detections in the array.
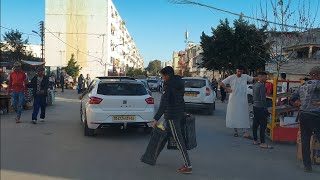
[
  {"xmin": 167, "ymin": 114, "xmax": 197, "ymax": 150},
  {"xmin": 141, "ymin": 126, "xmax": 168, "ymax": 166}
]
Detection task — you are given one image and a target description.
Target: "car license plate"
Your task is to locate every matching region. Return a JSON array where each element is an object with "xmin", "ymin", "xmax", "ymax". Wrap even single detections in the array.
[
  {"xmin": 184, "ymin": 93, "xmax": 197, "ymax": 97},
  {"xmin": 112, "ymin": 116, "xmax": 136, "ymax": 121}
]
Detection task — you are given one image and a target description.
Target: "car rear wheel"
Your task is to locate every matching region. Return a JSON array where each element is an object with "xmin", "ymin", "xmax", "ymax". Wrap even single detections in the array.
[
  {"xmin": 84, "ymin": 120, "xmax": 95, "ymax": 137},
  {"xmin": 207, "ymin": 103, "xmax": 214, "ymax": 115},
  {"xmin": 83, "ymin": 110, "xmax": 95, "ymax": 137},
  {"xmin": 80, "ymin": 105, "xmax": 84, "ymax": 123}
]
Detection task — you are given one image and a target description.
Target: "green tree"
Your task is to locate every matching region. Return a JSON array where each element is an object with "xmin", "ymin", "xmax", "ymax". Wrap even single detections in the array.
[
  {"xmin": 200, "ymin": 17, "xmax": 269, "ymax": 74},
  {"xmin": 65, "ymin": 54, "xmax": 82, "ymax": 79},
  {"xmin": 126, "ymin": 67, "xmax": 147, "ymax": 77},
  {"xmin": 146, "ymin": 60, "xmax": 162, "ymax": 75},
  {"xmin": 1, "ymin": 30, "xmax": 41, "ymax": 62},
  {"xmin": 233, "ymin": 17, "xmax": 269, "ymax": 73},
  {"xmin": 200, "ymin": 19, "xmax": 234, "ymax": 72}
]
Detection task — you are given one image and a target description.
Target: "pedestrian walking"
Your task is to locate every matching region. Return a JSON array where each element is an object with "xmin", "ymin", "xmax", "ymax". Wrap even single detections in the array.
[
  {"xmin": 290, "ymin": 66, "xmax": 320, "ymax": 172},
  {"xmin": 220, "ymin": 65, "xmax": 257, "ymax": 138},
  {"xmin": 60, "ymin": 72, "xmax": 65, "ymax": 92},
  {"xmin": 7, "ymin": 62, "xmax": 28, "ymax": 123},
  {"xmin": 77, "ymin": 74, "xmax": 84, "ymax": 94},
  {"xmin": 85, "ymin": 74, "xmax": 91, "ymax": 89},
  {"xmin": 252, "ymin": 71, "xmax": 273, "ymax": 149},
  {"xmin": 212, "ymin": 78, "xmax": 218, "ymax": 97},
  {"xmin": 149, "ymin": 66, "xmax": 192, "ymax": 174},
  {"xmin": 30, "ymin": 67, "xmax": 49, "ymax": 124}
]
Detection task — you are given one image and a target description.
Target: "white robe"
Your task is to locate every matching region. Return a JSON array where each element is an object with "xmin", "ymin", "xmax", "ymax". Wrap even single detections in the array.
[{"xmin": 222, "ymin": 74, "xmax": 253, "ymax": 128}]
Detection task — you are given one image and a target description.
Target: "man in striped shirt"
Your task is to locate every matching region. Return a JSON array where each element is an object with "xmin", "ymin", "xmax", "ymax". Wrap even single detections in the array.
[{"xmin": 291, "ymin": 66, "xmax": 320, "ymax": 172}]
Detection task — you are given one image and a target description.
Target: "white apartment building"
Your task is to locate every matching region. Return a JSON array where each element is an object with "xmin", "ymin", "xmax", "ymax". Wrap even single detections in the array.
[
  {"xmin": 25, "ymin": 44, "xmax": 42, "ymax": 58},
  {"xmin": 45, "ymin": 0, "xmax": 144, "ymax": 78}
]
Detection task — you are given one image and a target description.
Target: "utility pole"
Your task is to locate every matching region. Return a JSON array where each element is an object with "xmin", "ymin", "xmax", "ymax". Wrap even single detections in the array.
[
  {"xmin": 40, "ymin": 21, "xmax": 45, "ymax": 62},
  {"xmin": 33, "ymin": 21, "xmax": 45, "ymax": 62}
]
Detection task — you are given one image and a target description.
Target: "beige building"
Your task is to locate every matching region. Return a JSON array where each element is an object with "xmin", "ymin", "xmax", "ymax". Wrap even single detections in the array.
[
  {"xmin": 265, "ymin": 29, "xmax": 320, "ymax": 80},
  {"xmin": 45, "ymin": 0, "xmax": 143, "ymax": 78}
]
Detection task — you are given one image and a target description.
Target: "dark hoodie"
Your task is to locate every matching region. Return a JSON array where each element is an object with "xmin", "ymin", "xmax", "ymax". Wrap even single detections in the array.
[{"xmin": 154, "ymin": 75, "xmax": 185, "ymax": 121}]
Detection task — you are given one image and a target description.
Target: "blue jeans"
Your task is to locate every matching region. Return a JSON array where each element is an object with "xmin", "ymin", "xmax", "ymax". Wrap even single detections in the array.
[
  {"xmin": 12, "ymin": 92, "xmax": 24, "ymax": 119},
  {"xmin": 32, "ymin": 96, "xmax": 47, "ymax": 120},
  {"xmin": 77, "ymin": 84, "xmax": 83, "ymax": 94}
]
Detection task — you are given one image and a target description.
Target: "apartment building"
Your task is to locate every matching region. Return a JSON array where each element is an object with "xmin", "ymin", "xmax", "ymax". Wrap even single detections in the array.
[{"xmin": 45, "ymin": 0, "xmax": 143, "ymax": 78}]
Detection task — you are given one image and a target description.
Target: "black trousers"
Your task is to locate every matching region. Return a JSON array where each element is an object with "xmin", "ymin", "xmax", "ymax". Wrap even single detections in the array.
[
  {"xmin": 61, "ymin": 82, "xmax": 64, "ymax": 92},
  {"xmin": 220, "ymin": 89, "xmax": 226, "ymax": 102},
  {"xmin": 32, "ymin": 96, "xmax": 46, "ymax": 120},
  {"xmin": 157, "ymin": 119, "xmax": 192, "ymax": 167},
  {"xmin": 300, "ymin": 111, "xmax": 320, "ymax": 167},
  {"xmin": 252, "ymin": 107, "xmax": 268, "ymax": 143}
]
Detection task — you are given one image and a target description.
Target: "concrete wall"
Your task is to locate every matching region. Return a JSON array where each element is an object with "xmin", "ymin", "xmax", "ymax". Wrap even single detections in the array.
[{"xmin": 266, "ymin": 59, "xmax": 320, "ymax": 80}]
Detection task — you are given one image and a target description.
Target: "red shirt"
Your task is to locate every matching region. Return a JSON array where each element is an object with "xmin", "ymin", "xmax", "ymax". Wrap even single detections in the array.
[
  {"xmin": 265, "ymin": 82, "xmax": 273, "ymax": 96},
  {"xmin": 8, "ymin": 71, "xmax": 27, "ymax": 93}
]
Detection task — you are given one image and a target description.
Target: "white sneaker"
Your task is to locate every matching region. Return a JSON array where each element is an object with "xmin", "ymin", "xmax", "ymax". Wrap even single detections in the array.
[{"xmin": 40, "ymin": 119, "xmax": 45, "ymax": 122}]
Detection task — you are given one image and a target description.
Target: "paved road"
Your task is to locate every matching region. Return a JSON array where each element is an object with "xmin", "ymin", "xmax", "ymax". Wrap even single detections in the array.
[{"xmin": 1, "ymin": 90, "xmax": 319, "ymax": 180}]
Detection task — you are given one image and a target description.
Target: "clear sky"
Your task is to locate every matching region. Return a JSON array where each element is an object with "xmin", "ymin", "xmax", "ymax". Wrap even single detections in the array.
[{"xmin": 1, "ymin": 0, "xmax": 319, "ymax": 66}]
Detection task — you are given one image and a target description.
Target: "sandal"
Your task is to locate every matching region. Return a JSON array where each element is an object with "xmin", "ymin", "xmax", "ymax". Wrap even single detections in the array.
[
  {"xmin": 243, "ymin": 135, "xmax": 253, "ymax": 140},
  {"xmin": 253, "ymin": 141, "xmax": 261, "ymax": 145},
  {"xmin": 260, "ymin": 144, "xmax": 274, "ymax": 149}
]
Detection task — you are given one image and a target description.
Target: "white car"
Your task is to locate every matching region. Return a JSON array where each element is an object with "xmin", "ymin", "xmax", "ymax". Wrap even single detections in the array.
[
  {"xmin": 80, "ymin": 78, "xmax": 155, "ymax": 136},
  {"xmin": 137, "ymin": 79, "xmax": 152, "ymax": 96},
  {"xmin": 182, "ymin": 77, "xmax": 216, "ymax": 115},
  {"xmin": 147, "ymin": 79, "xmax": 160, "ymax": 91}
]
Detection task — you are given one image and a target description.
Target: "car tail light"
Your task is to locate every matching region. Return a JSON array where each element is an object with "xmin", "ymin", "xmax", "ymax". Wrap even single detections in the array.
[
  {"xmin": 145, "ymin": 97, "xmax": 154, "ymax": 104},
  {"xmin": 89, "ymin": 97, "xmax": 103, "ymax": 104},
  {"xmin": 206, "ymin": 87, "xmax": 211, "ymax": 96}
]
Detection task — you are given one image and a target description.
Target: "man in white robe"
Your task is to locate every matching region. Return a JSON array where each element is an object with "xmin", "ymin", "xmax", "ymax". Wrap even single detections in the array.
[{"xmin": 220, "ymin": 65, "xmax": 257, "ymax": 137}]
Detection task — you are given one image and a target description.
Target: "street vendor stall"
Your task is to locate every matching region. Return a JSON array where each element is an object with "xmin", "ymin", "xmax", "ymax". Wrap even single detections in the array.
[{"xmin": 266, "ymin": 78, "xmax": 302, "ymax": 142}]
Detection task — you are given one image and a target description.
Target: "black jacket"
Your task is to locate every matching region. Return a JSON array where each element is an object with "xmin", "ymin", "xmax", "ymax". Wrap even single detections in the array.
[
  {"xmin": 29, "ymin": 75, "xmax": 49, "ymax": 97},
  {"xmin": 154, "ymin": 75, "xmax": 185, "ymax": 121}
]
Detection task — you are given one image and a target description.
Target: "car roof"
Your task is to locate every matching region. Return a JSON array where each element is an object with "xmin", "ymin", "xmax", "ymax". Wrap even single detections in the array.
[
  {"xmin": 96, "ymin": 76, "xmax": 136, "ymax": 80},
  {"xmin": 137, "ymin": 79, "xmax": 147, "ymax": 82},
  {"xmin": 182, "ymin": 77, "xmax": 208, "ymax": 80},
  {"xmin": 99, "ymin": 79, "xmax": 142, "ymax": 84}
]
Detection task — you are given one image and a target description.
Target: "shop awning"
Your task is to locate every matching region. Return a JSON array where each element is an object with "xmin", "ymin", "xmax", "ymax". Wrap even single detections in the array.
[{"xmin": 21, "ymin": 60, "xmax": 45, "ymax": 66}]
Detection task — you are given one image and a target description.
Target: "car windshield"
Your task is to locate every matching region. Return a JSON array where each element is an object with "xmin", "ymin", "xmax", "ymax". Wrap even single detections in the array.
[
  {"xmin": 184, "ymin": 79, "xmax": 206, "ymax": 88},
  {"xmin": 97, "ymin": 83, "xmax": 147, "ymax": 96},
  {"xmin": 147, "ymin": 80, "xmax": 158, "ymax": 83}
]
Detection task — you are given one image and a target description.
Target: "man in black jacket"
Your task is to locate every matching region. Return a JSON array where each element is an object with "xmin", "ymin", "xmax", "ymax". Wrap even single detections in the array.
[
  {"xmin": 153, "ymin": 66, "xmax": 192, "ymax": 174},
  {"xmin": 30, "ymin": 67, "xmax": 49, "ymax": 124}
]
